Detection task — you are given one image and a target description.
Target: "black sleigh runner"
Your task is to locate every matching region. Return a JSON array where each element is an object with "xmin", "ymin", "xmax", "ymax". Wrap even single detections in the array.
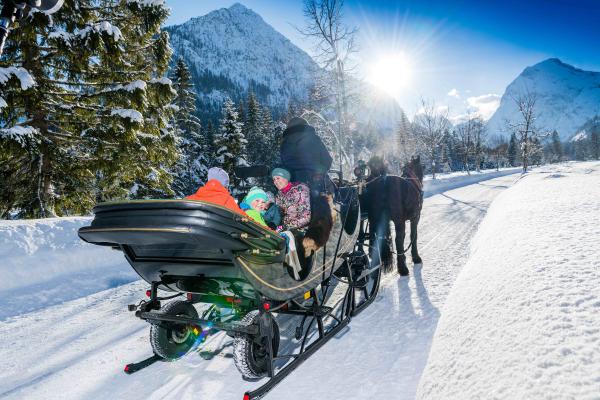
[{"xmin": 78, "ymin": 169, "xmax": 383, "ymax": 399}]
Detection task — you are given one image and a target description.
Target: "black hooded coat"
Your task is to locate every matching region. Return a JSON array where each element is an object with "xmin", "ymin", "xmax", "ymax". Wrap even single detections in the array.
[{"xmin": 280, "ymin": 119, "xmax": 332, "ymax": 182}]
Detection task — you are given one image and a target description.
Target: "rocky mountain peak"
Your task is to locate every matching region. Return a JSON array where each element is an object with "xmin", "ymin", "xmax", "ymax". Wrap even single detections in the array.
[{"xmin": 487, "ymin": 58, "xmax": 600, "ymax": 141}]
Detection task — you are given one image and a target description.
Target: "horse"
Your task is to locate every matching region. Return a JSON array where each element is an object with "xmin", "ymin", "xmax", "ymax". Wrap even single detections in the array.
[{"xmin": 361, "ymin": 155, "xmax": 424, "ymax": 276}]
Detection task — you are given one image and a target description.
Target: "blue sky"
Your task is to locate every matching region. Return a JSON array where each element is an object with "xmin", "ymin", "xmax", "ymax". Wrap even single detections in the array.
[{"xmin": 164, "ymin": 0, "xmax": 600, "ymax": 119}]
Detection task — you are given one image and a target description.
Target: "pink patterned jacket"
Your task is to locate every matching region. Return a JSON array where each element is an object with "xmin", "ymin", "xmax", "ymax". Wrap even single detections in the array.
[{"xmin": 275, "ymin": 182, "xmax": 311, "ymax": 229}]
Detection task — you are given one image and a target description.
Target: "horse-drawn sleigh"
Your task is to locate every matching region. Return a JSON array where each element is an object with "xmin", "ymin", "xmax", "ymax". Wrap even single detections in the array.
[{"xmin": 78, "ymin": 157, "xmax": 423, "ymax": 400}]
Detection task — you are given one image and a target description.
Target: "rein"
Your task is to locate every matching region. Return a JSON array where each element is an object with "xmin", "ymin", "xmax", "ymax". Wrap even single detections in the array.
[{"xmin": 364, "ymin": 172, "xmax": 423, "ymax": 193}]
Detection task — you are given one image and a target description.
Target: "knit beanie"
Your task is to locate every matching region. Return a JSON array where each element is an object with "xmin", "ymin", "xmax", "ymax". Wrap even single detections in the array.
[
  {"xmin": 244, "ymin": 186, "xmax": 268, "ymax": 205},
  {"xmin": 207, "ymin": 167, "xmax": 229, "ymax": 187},
  {"xmin": 271, "ymin": 167, "xmax": 291, "ymax": 181}
]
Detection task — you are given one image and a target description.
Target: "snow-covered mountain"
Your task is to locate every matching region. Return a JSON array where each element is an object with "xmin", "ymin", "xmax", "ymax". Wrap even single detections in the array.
[
  {"xmin": 487, "ymin": 58, "xmax": 600, "ymax": 141},
  {"xmin": 165, "ymin": 3, "xmax": 405, "ymax": 133},
  {"xmin": 165, "ymin": 3, "xmax": 317, "ymax": 120},
  {"xmin": 570, "ymin": 116, "xmax": 600, "ymax": 142}
]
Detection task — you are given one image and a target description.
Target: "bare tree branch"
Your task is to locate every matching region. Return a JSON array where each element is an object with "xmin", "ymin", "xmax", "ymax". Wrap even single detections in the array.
[
  {"xmin": 506, "ymin": 90, "xmax": 548, "ymax": 172},
  {"xmin": 300, "ymin": 0, "xmax": 359, "ymax": 177},
  {"xmin": 413, "ymin": 99, "xmax": 450, "ymax": 179}
]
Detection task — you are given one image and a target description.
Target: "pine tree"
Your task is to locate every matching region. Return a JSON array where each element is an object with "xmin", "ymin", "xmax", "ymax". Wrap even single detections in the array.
[
  {"xmin": 215, "ymin": 98, "xmax": 246, "ymax": 185},
  {"xmin": 574, "ymin": 138, "xmax": 587, "ymax": 160},
  {"xmin": 507, "ymin": 133, "xmax": 518, "ymax": 167},
  {"xmin": 530, "ymin": 137, "xmax": 543, "ymax": 166},
  {"xmin": 441, "ymin": 130, "xmax": 457, "ymax": 172},
  {"xmin": 473, "ymin": 119, "xmax": 486, "ymax": 173},
  {"xmin": 244, "ymin": 92, "xmax": 263, "ymax": 165},
  {"xmin": 257, "ymin": 106, "xmax": 280, "ymax": 168},
  {"xmin": 396, "ymin": 111, "xmax": 416, "ymax": 166},
  {"xmin": 591, "ymin": 130, "xmax": 600, "ymax": 160},
  {"xmin": 170, "ymin": 58, "xmax": 206, "ymax": 197},
  {"xmin": 550, "ymin": 130, "xmax": 563, "ymax": 163},
  {"xmin": 269, "ymin": 120, "xmax": 287, "ymax": 168},
  {"xmin": 204, "ymin": 120, "xmax": 216, "ymax": 165},
  {"xmin": 237, "ymin": 100, "xmax": 246, "ymax": 127},
  {"xmin": 0, "ymin": 0, "xmax": 176, "ymax": 218}
]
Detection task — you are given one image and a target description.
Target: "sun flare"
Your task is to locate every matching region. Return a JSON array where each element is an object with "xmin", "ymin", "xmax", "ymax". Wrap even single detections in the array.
[{"xmin": 367, "ymin": 53, "xmax": 413, "ymax": 96}]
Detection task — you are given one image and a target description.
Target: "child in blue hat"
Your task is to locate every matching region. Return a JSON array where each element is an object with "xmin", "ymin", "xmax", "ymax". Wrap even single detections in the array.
[{"xmin": 240, "ymin": 187, "xmax": 269, "ymax": 227}]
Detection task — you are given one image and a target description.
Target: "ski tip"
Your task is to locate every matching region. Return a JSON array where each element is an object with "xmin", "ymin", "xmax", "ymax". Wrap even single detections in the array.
[
  {"xmin": 243, "ymin": 393, "xmax": 250, "ymax": 400},
  {"xmin": 124, "ymin": 364, "xmax": 132, "ymax": 374}
]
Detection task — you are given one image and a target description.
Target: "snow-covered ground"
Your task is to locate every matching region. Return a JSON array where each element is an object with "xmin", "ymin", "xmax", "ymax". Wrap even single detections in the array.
[
  {"xmin": 5, "ymin": 162, "xmax": 593, "ymax": 400},
  {"xmin": 0, "ymin": 218, "xmax": 136, "ymax": 320},
  {"xmin": 0, "ymin": 167, "xmax": 514, "ymax": 322},
  {"xmin": 422, "ymin": 167, "xmax": 521, "ymax": 197},
  {"xmin": 417, "ymin": 161, "xmax": 600, "ymax": 399},
  {"xmin": 0, "ymin": 166, "xmax": 523, "ymax": 400}
]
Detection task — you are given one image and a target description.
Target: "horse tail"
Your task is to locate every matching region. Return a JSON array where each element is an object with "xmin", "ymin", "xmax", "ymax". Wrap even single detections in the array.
[
  {"xmin": 381, "ymin": 234, "xmax": 394, "ymax": 274},
  {"xmin": 370, "ymin": 211, "xmax": 394, "ymax": 274}
]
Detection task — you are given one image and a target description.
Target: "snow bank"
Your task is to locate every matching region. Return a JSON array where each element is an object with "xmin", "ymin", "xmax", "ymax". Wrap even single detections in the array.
[
  {"xmin": 423, "ymin": 167, "xmax": 520, "ymax": 198},
  {"xmin": 416, "ymin": 161, "xmax": 600, "ymax": 399},
  {"xmin": 0, "ymin": 218, "xmax": 136, "ymax": 320}
]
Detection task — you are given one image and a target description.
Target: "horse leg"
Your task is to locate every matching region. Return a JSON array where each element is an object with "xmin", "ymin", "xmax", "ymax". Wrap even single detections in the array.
[
  {"xmin": 410, "ymin": 217, "xmax": 422, "ymax": 265},
  {"xmin": 394, "ymin": 218, "xmax": 409, "ymax": 276}
]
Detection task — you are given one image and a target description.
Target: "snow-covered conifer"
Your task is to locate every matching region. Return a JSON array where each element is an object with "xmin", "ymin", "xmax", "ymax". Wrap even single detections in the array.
[
  {"xmin": 396, "ymin": 111, "xmax": 417, "ymax": 165},
  {"xmin": 591, "ymin": 130, "xmax": 600, "ymax": 160},
  {"xmin": 215, "ymin": 98, "xmax": 246, "ymax": 185},
  {"xmin": 244, "ymin": 92, "xmax": 264, "ymax": 165},
  {"xmin": 0, "ymin": 0, "xmax": 176, "ymax": 218},
  {"xmin": 507, "ymin": 133, "xmax": 518, "ymax": 167},
  {"xmin": 170, "ymin": 58, "xmax": 206, "ymax": 197},
  {"xmin": 204, "ymin": 120, "xmax": 216, "ymax": 165},
  {"xmin": 550, "ymin": 131, "xmax": 563, "ymax": 162}
]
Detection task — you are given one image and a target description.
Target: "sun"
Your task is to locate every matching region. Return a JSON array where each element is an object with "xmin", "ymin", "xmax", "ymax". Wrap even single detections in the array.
[{"xmin": 367, "ymin": 52, "xmax": 413, "ymax": 96}]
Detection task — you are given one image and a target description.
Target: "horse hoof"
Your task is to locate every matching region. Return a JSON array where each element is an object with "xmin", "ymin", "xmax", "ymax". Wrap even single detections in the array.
[{"xmin": 398, "ymin": 265, "xmax": 409, "ymax": 276}]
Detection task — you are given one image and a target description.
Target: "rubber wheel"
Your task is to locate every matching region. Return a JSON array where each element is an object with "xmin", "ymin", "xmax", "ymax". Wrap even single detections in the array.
[
  {"xmin": 233, "ymin": 310, "xmax": 280, "ymax": 379},
  {"xmin": 150, "ymin": 300, "xmax": 199, "ymax": 360}
]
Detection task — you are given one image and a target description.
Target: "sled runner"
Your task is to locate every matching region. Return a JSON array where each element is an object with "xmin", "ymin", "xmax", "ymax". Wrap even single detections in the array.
[{"xmin": 78, "ymin": 180, "xmax": 382, "ymax": 399}]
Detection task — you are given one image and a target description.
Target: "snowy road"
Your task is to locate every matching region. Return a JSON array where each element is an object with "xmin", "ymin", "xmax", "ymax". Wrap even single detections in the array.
[{"xmin": 0, "ymin": 173, "xmax": 519, "ymax": 400}]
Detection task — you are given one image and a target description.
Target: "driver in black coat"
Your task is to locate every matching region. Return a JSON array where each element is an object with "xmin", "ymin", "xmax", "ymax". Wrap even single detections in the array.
[
  {"xmin": 280, "ymin": 117, "xmax": 333, "ymax": 194},
  {"xmin": 280, "ymin": 116, "xmax": 335, "ymax": 255}
]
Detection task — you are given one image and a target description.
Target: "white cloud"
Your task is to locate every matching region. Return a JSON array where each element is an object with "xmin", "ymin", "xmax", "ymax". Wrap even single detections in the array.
[
  {"xmin": 466, "ymin": 94, "xmax": 501, "ymax": 121},
  {"xmin": 447, "ymin": 88, "xmax": 460, "ymax": 98}
]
